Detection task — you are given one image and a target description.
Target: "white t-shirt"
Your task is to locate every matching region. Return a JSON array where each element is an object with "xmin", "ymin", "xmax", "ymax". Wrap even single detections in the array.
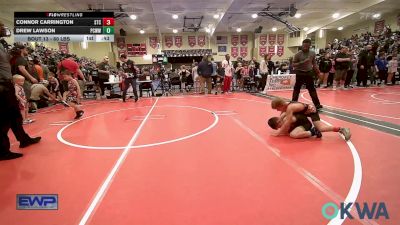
[
  {"xmin": 259, "ymin": 59, "xmax": 269, "ymax": 74},
  {"xmin": 192, "ymin": 66, "xmax": 199, "ymax": 80},
  {"xmin": 222, "ymin": 59, "xmax": 233, "ymax": 77},
  {"xmin": 388, "ymin": 59, "xmax": 398, "ymax": 73}
]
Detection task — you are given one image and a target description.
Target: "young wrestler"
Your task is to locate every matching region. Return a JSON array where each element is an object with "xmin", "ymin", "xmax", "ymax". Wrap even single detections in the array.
[
  {"xmin": 62, "ymin": 71, "xmax": 84, "ymax": 119},
  {"xmin": 271, "ymin": 97, "xmax": 351, "ymax": 141},
  {"xmin": 13, "ymin": 75, "xmax": 33, "ymax": 124},
  {"xmin": 268, "ymin": 113, "xmax": 321, "ymax": 139}
]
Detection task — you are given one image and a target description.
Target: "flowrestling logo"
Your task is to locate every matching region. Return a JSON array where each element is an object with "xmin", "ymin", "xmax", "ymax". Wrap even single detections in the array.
[{"xmin": 322, "ymin": 202, "xmax": 389, "ymax": 220}]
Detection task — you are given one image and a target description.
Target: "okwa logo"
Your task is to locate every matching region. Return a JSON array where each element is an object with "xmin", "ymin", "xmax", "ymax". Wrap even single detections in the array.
[{"xmin": 322, "ymin": 202, "xmax": 389, "ymax": 220}]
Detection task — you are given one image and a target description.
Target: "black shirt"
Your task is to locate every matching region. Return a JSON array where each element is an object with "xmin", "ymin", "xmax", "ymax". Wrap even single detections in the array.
[
  {"xmin": 121, "ymin": 60, "xmax": 137, "ymax": 78},
  {"xmin": 0, "ymin": 45, "xmax": 12, "ymax": 81},
  {"xmin": 15, "ymin": 56, "xmax": 29, "ymax": 75}
]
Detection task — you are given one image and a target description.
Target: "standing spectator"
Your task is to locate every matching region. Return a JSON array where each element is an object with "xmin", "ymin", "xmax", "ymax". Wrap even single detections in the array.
[
  {"xmin": 97, "ymin": 56, "xmax": 111, "ymax": 98},
  {"xmin": 197, "ymin": 56, "xmax": 213, "ymax": 94},
  {"xmin": 334, "ymin": 46, "xmax": 351, "ymax": 89},
  {"xmin": 0, "ymin": 21, "xmax": 41, "ymax": 160},
  {"xmin": 387, "ymin": 53, "xmax": 398, "ymax": 85},
  {"xmin": 248, "ymin": 57, "xmax": 259, "ymax": 77},
  {"xmin": 179, "ymin": 65, "xmax": 190, "ymax": 92},
  {"xmin": 375, "ymin": 53, "xmax": 388, "ymax": 86},
  {"xmin": 344, "ymin": 49, "xmax": 357, "ymax": 88},
  {"xmin": 292, "ymin": 39, "xmax": 322, "ymax": 109},
  {"xmin": 234, "ymin": 62, "xmax": 243, "ymax": 91},
  {"xmin": 240, "ymin": 63, "xmax": 250, "ymax": 90},
  {"xmin": 13, "ymin": 75, "xmax": 32, "ymax": 124},
  {"xmin": 318, "ymin": 53, "xmax": 332, "ymax": 87},
  {"xmin": 191, "ymin": 62, "xmax": 200, "ymax": 93},
  {"xmin": 259, "ymin": 54, "xmax": 269, "ymax": 91},
  {"xmin": 222, "ymin": 54, "xmax": 234, "ymax": 93},
  {"xmin": 214, "ymin": 62, "xmax": 225, "ymax": 95},
  {"xmin": 32, "ymin": 58, "xmax": 44, "ymax": 82},
  {"xmin": 357, "ymin": 45, "xmax": 375, "ymax": 87},
  {"xmin": 11, "ymin": 45, "xmax": 38, "ymax": 100}
]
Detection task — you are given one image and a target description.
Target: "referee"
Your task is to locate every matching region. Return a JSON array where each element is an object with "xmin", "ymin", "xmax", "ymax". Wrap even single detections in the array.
[
  {"xmin": 0, "ymin": 21, "xmax": 41, "ymax": 161},
  {"xmin": 292, "ymin": 39, "xmax": 322, "ymax": 110}
]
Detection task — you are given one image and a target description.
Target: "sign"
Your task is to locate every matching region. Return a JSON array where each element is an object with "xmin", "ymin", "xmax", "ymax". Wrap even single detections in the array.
[
  {"xmin": 58, "ymin": 42, "xmax": 69, "ymax": 53},
  {"xmin": 216, "ymin": 36, "xmax": 228, "ymax": 44},
  {"xmin": 127, "ymin": 43, "xmax": 146, "ymax": 56},
  {"xmin": 277, "ymin": 46, "xmax": 284, "ymax": 57},
  {"xmin": 174, "ymin": 36, "xmax": 182, "ymax": 48},
  {"xmin": 231, "ymin": 35, "xmax": 239, "ymax": 46},
  {"xmin": 268, "ymin": 46, "xmax": 275, "ymax": 56},
  {"xmin": 165, "ymin": 36, "xmax": 173, "ymax": 48},
  {"xmin": 259, "ymin": 35, "xmax": 267, "ymax": 46},
  {"xmin": 268, "ymin": 34, "xmax": 276, "ymax": 45},
  {"xmin": 264, "ymin": 74, "xmax": 296, "ymax": 93},
  {"xmin": 188, "ymin": 36, "xmax": 196, "ymax": 47},
  {"xmin": 277, "ymin": 34, "xmax": 285, "ymax": 45},
  {"xmin": 218, "ymin": 45, "xmax": 227, "ymax": 53},
  {"xmin": 231, "ymin": 47, "xmax": 239, "ymax": 58},
  {"xmin": 259, "ymin": 46, "xmax": 267, "ymax": 56},
  {"xmin": 149, "ymin": 36, "xmax": 158, "ymax": 49},
  {"xmin": 374, "ymin": 20, "xmax": 385, "ymax": 34},
  {"xmin": 240, "ymin": 35, "xmax": 248, "ymax": 46},
  {"xmin": 240, "ymin": 47, "xmax": 248, "ymax": 57},
  {"xmin": 198, "ymin": 35, "xmax": 206, "ymax": 47},
  {"xmin": 17, "ymin": 194, "xmax": 58, "ymax": 210}
]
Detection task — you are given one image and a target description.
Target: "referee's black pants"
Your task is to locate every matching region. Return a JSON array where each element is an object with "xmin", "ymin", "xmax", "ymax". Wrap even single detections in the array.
[
  {"xmin": 292, "ymin": 70, "xmax": 321, "ymax": 107},
  {"xmin": 0, "ymin": 81, "xmax": 32, "ymax": 155}
]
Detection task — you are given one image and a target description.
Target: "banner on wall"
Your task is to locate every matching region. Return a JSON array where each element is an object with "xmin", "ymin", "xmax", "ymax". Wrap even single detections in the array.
[
  {"xmin": 240, "ymin": 35, "xmax": 248, "ymax": 46},
  {"xmin": 240, "ymin": 47, "xmax": 248, "ymax": 57},
  {"xmin": 259, "ymin": 46, "xmax": 267, "ymax": 56},
  {"xmin": 127, "ymin": 43, "xmax": 147, "ymax": 56},
  {"xmin": 165, "ymin": 36, "xmax": 173, "ymax": 48},
  {"xmin": 198, "ymin": 35, "xmax": 206, "ymax": 47},
  {"xmin": 116, "ymin": 37, "xmax": 126, "ymax": 50},
  {"xmin": 277, "ymin": 34, "xmax": 285, "ymax": 45},
  {"xmin": 268, "ymin": 46, "xmax": 275, "ymax": 56},
  {"xmin": 149, "ymin": 37, "xmax": 158, "ymax": 49},
  {"xmin": 58, "ymin": 42, "xmax": 69, "ymax": 54},
  {"xmin": 277, "ymin": 46, "xmax": 284, "ymax": 57},
  {"xmin": 231, "ymin": 47, "xmax": 239, "ymax": 58},
  {"xmin": 231, "ymin": 35, "xmax": 239, "ymax": 46},
  {"xmin": 188, "ymin": 36, "xmax": 196, "ymax": 47},
  {"xmin": 259, "ymin": 35, "xmax": 267, "ymax": 46},
  {"xmin": 175, "ymin": 36, "xmax": 182, "ymax": 48},
  {"xmin": 268, "ymin": 34, "xmax": 276, "ymax": 45},
  {"xmin": 374, "ymin": 20, "xmax": 385, "ymax": 34}
]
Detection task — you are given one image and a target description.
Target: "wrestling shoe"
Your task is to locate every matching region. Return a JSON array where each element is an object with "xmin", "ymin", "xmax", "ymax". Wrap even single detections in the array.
[
  {"xmin": 339, "ymin": 128, "xmax": 351, "ymax": 141},
  {"xmin": 74, "ymin": 110, "xmax": 84, "ymax": 119},
  {"xmin": 310, "ymin": 127, "xmax": 322, "ymax": 138}
]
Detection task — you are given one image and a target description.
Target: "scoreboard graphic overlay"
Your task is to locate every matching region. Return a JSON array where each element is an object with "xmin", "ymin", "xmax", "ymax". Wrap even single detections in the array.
[{"xmin": 14, "ymin": 12, "xmax": 114, "ymax": 42}]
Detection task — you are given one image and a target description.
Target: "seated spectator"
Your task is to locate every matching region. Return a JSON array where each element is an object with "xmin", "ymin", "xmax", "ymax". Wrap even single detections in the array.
[{"xmin": 29, "ymin": 82, "xmax": 56, "ymax": 111}]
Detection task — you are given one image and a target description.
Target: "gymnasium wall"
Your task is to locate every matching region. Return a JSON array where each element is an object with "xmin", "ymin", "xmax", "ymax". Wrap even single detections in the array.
[{"xmin": 341, "ymin": 12, "xmax": 399, "ymax": 38}]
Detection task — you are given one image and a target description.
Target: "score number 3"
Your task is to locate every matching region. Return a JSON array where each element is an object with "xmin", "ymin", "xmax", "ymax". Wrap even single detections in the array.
[{"xmin": 102, "ymin": 18, "xmax": 114, "ymax": 26}]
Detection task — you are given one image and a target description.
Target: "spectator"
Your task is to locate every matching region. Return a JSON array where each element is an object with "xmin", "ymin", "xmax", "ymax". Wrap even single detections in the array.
[
  {"xmin": 375, "ymin": 53, "xmax": 388, "ymax": 86},
  {"xmin": 97, "ymin": 56, "xmax": 111, "ymax": 98},
  {"xmin": 387, "ymin": 53, "xmax": 398, "ymax": 85},
  {"xmin": 197, "ymin": 55, "xmax": 213, "ymax": 94},
  {"xmin": 222, "ymin": 54, "xmax": 234, "ymax": 93},
  {"xmin": 334, "ymin": 46, "xmax": 351, "ymax": 89}
]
